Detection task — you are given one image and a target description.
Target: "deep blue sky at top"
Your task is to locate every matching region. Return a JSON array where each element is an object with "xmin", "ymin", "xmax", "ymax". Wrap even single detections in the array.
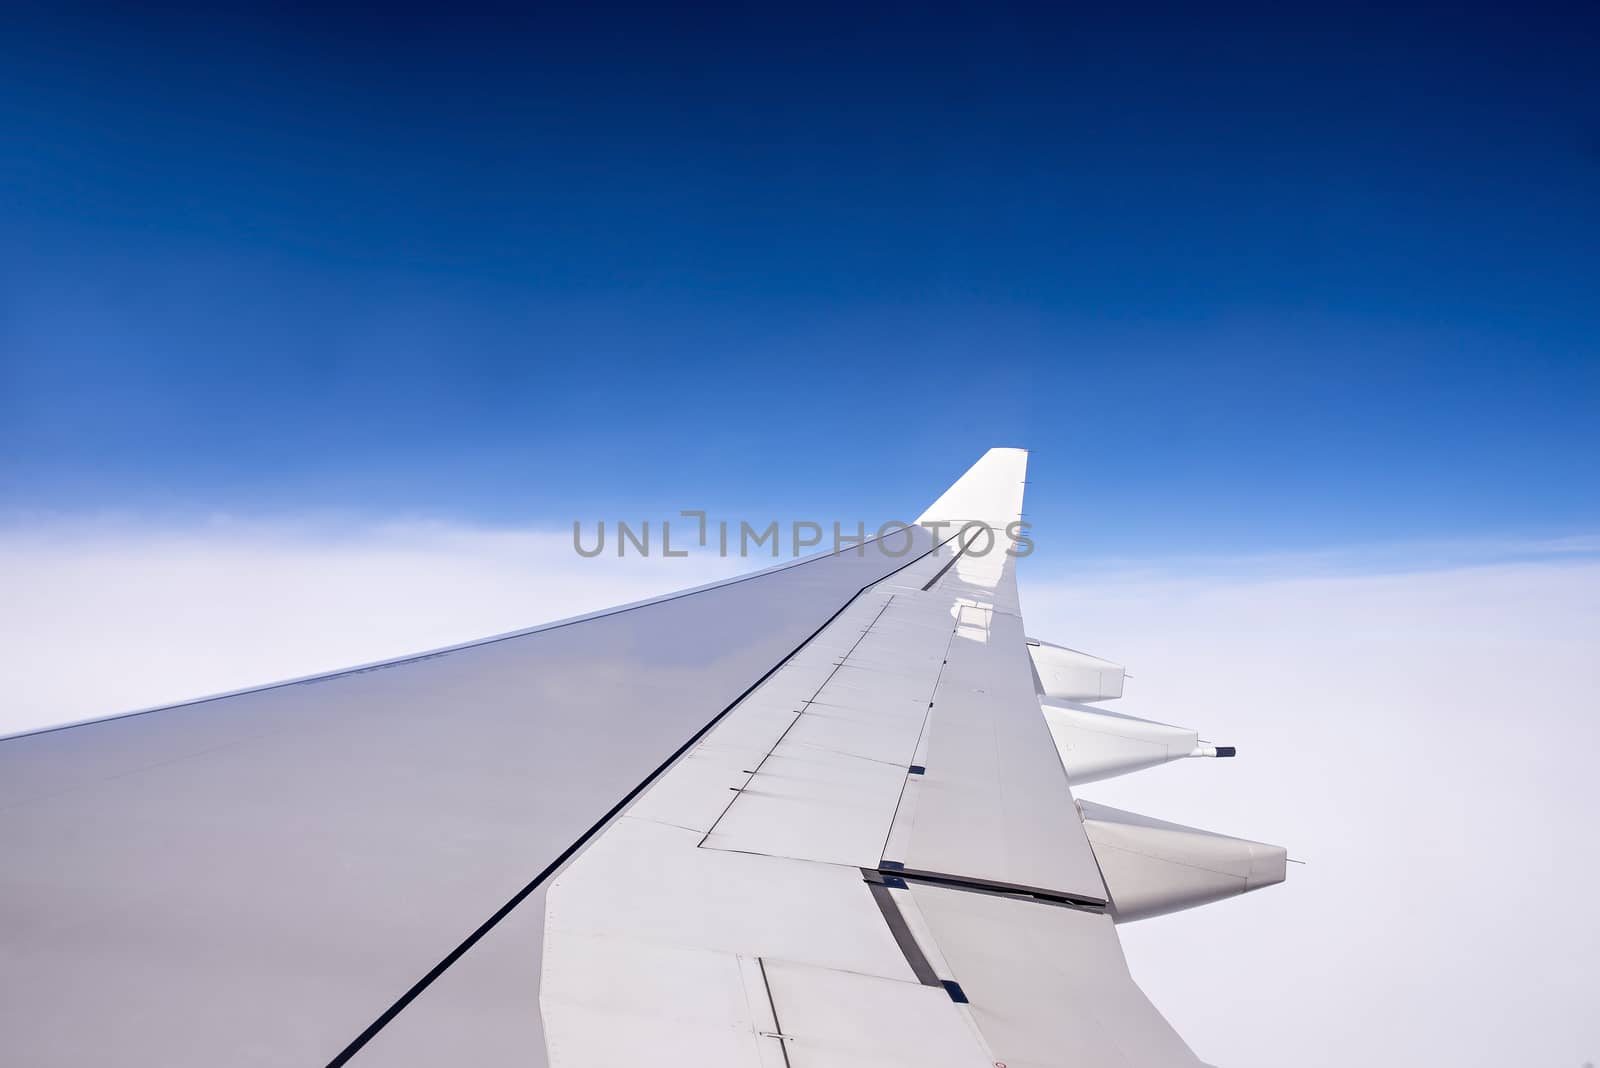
[{"xmin": 2, "ymin": 5, "xmax": 1597, "ymax": 558}]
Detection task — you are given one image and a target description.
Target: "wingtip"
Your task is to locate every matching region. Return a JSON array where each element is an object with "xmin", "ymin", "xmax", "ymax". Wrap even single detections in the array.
[{"xmin": 916, "ymin": 449, "xmax": 1029, "ymax": 528}]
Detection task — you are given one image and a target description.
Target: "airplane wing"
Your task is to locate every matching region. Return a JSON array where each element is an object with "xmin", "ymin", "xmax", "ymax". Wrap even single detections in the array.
[{"xmin": 0, "ymin": 448, "xmax": 1285, "ymax": 1066}]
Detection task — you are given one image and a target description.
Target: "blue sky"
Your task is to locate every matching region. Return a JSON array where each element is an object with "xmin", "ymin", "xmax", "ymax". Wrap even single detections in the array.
[{"xmin": 3, "ymin": 6, "xmax": 1597, "ymax": 562}]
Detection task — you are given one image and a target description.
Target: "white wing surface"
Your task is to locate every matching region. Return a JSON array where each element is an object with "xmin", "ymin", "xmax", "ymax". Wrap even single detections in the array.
[
  {"xmin": 537, "ymin": 448, "xmax": 1227, "ymax": 1068},
  {"xmin": 0, "ymin": 449, "xmax": 1285, "ymax": 1066}
]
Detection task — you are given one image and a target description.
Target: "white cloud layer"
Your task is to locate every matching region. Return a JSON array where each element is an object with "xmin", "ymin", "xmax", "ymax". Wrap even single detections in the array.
[
  {"xmin": 2, "ymin": 520, "xmax": 1595, "ymax": 1066},
  {"xmin": 1023, "ymin": 558, "xmax": 1599, "ymax": 1068}
]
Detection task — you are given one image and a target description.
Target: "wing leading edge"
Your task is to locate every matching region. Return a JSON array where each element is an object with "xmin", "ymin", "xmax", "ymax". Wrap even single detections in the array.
[{"xmin": 0, "ymin": 522, "xmax": 940, "ymax": 1066}]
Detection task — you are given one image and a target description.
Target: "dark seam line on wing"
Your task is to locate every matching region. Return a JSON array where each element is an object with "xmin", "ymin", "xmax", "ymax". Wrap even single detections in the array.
[
  {"xmin": 919, "ymin": 529, "xmax": 977, "ymax": 591},
  {"xmin": 862, "ymin": 871, "xmax": 941, "ymax": 987},
  {"xmin": 874, "ymin": 613, "xmax": 960, "ymax": 865},
  {"xmin": 695, "ymin": 594, "xmax": 898, "ymax": 849},
  {"xmin": 756, "ymin": 956, "xmax": 793, "ymax": 1068},
  {"xmin": 324, "ymin": 530, "xmax": 963, "ymax": 1067},
  {"xmin": 880, "ymin": 867, "xmax": 1108, "ymax": 913}
]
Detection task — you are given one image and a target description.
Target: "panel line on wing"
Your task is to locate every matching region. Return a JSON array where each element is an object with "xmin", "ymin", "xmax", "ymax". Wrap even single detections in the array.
[
  {"xmin": 860, "ymin": 870, "xmax": 941, "ymax": 987},
  {"xmin": 876, "ymin": 866, "xmax": 1108, "ymax": 912},
  {"xmin": 754, "ymin": 958, "xmax": 795, "ymax": 1068},
  {"xmin": 919, "ymin": 527, "xmax": 981, "ymax": 591},
  {"xmin": 694, "ymin": 594, "xmax": 900, "ymax": 850},
  {"xmin": 322, "ymin": 540, "xmax": 953, "ymax": 1068},
  {"xmin": 697, "ymin": 593, "xmax": 963, "ymax": 867},
  {"xmin": 876, "ymin": 612, "xmax": 961, "ymax": 865}
]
